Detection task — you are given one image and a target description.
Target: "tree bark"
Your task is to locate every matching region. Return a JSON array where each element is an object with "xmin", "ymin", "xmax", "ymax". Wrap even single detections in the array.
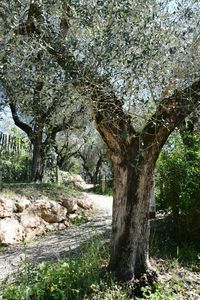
[
  {"xmin": 108, "ymin": 147, "xmax": 156, "ymax": 281},
  {"xmin": 31, "ymin": 129, "xmax": 46, "ymax": 182},
  {"xmin": 92, "ymin": 155, "xmax": 103, "ymax": 185}
]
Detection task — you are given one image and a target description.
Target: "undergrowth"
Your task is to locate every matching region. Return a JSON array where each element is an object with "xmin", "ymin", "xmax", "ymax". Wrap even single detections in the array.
[
  {"xmin": 0, "ymin": 182, "xmax": 80, "ymax": 201},
  {"xmin": 2, "ymin": 234, "xmax": 197, "ymax": 300},
  {"xmin": 1, "ymin": 211, "xmax": 199, "ymax": 299},
  {"xmin": 2, "ymin": 237, "xmax": 130, "ymax": 300}
]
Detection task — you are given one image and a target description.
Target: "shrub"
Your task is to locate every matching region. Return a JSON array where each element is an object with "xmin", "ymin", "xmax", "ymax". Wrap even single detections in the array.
[{"xmin": 156, "ymin": 130, "xmax": 200, "ymax": 242}]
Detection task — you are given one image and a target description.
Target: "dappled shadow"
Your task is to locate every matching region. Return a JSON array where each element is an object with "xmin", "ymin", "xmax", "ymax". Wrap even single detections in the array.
[
  {"xmin": 0, "ymin": 214, "xmax": 111, "ymax": 284},
  {"xmin": 26, "ymin": 216, "xmax": 111, "ymax": 265}
]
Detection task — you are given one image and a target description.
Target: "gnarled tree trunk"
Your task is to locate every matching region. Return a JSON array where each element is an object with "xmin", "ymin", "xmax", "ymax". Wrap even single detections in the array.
[
  {"xmin": 92, "ymin": 80, "xmax": 200, "ymax": 282},
  {"xmin": 109, "ymin": 154, "xmax": 155, "ymax": 281}
]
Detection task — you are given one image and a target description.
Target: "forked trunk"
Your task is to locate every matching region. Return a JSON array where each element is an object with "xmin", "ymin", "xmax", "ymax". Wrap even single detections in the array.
[{"xmin": 108, "ymin": 155, "xmax": 155, "ymax": 282}]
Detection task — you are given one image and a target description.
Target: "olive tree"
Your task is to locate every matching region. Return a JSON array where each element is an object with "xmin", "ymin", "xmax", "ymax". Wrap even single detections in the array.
[
  {"xmin": 0, "ymin": 0, "xmax": 199, "ymax": 282},
  {"xmin": 76, "ymin": 127, "xmax": 107, "ymax": 184},
  {"xmin": 0, "ymin": 34, "xmax": 84, "ymax": 181}
]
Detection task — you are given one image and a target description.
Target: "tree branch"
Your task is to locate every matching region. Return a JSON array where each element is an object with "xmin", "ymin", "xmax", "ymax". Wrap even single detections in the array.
[
  {"xmin": 142, "ymin": 80, "xmax": 200, "ymax": 154},
  {"xmin": 9, "ymin": 102, "xmax": 33, "ymax": 141},
  {"xmin": 13, "ymin": 3, "xmax": 200, "ymax": 161}
]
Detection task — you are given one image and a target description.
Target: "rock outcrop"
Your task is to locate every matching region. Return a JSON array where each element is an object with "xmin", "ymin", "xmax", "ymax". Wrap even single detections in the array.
[
  {"xmin": 31, "ymin": 198, "xmax": 67, "ymax": 223},
  {"xmin": 0, "ymin": 193, "xmax": 92, "ymax": 245},
  {"xmin": 0, "ymin": 197, "xmax": 15, "ymax": 218},
  {"xmin": 0, "ymin": 218, "xmax": 24, "ymax": 244},
  {"xmin": 59, "ymin": 196, "xmax": 78, "ymax": 213}
]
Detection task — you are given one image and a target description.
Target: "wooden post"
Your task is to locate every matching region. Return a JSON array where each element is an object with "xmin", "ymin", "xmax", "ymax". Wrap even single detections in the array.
[
  {"xmin": 101, "ymin": 174, "xmax": 106, "ymax": 194},
  {"xmin": 56, "ymin": 165, "xmax": 61, "ymax": 185},
  {"xmin": 55, "ymin": 154, "xmax": 60, "ymax": 186}
]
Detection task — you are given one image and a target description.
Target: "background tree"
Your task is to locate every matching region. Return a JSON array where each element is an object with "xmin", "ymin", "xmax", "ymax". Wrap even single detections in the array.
[
  {"xmin": 55, "ymin": 129, "xmax": 84, "ymax": 173},
  {"xmin": 77, "ymin": 128, "xmax": 107, "ymax": 184},
  {"xmin": 0, "ymin": 0, "xmax": 199, "ymax": 283},
  {"xmin": 1, "ymin": 41, "xmax": 84, "ymax": 181},
  {"xmin": 55, "ymin": 125, "xmax": 109, "ymax": 184}
]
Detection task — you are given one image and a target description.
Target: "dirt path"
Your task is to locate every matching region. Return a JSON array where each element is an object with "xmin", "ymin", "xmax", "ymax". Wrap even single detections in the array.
[
  {"xmin": 0, "ymin": 193, "xmax": 113, "ymax": 285},
  {"xmin": 85, "ymin": 192, "xmax": 113, "ymax": 214}
]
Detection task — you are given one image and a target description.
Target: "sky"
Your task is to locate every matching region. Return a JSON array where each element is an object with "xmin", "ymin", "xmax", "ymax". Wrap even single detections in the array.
[{"xmin": 0, "ymin": 88, "xmax": 16, "ymax": 134}]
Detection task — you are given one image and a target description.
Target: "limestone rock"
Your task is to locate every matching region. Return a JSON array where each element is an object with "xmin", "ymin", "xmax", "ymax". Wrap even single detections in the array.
[
  {"xmin": 70, "ymin": 174, "xmax": 86, "ymax": 188},
  {"xmin": 45, "ymin": 222, "xmax": 66, "ymax": 232},
  {"xmin": 15, "ymin": 198, "xmax": 31, "ymax": 213},
  {"xmin": 60, "ymin": 196, "xmax": 78, "ymax": 213},
  {"xmin": 0, "ymin": 218, "xmax": 24, "ymax": 244},
  {"xmin": 68, "ymin": 213, "xmax": 78, "ymax": 220},
  {"xmin": 20, "ymin": 209, "xmax": 46, "ymax": 241},
  {"xmin": 0, "ymin": 197, "xmax": 15, "ymax": 218},
  {"xmin": 63, "ymin": 220, "xmax": 70, "ymax": 227},
  {"xmin": 77, "ymin": 198, "xmax": 93, "ymax": 210},
  {"xmin": 31, "ymin": 198, "xmax": 67, "ymax": 223}
]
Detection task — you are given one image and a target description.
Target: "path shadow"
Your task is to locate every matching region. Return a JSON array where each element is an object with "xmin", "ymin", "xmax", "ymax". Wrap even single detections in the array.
[{"xmin": 0, "ymin": 214, "xmax": 111, "ymax": 285}]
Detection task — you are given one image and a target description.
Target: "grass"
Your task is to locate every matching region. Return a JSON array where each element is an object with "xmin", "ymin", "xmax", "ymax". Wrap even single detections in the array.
[
  {"xmin": 150, "ymin": 217, "xmax": 200, "ymax": 268},
  {"xmin": 0, "ymin": 182, "xmax": 81, "ymax": 201},
  {"xmin": 2, "ymin": 231, "xmax": 199, "ymax": 300},
  {"xmin": 2, "ymin": 237, "xmax": 129, "ymax": 300},
  {"xmin": 0, "ymin": 245, "xmax": 7, "ymax": 254}
]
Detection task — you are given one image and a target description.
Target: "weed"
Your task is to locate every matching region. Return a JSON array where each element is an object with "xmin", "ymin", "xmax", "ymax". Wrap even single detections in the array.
[
  {"xmin": 142, "ymin": 283, "xmax": 179, "ymax": 300},
  {"xmin": 2, "ymin": 236, "xmax": 129, "ymax": 300}
]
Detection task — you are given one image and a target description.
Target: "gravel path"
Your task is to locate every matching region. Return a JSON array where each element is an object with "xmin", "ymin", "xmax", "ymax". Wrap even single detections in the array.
[{"xmin": 0, "ymin": 193, "xmax": 113, "ymax": 284}]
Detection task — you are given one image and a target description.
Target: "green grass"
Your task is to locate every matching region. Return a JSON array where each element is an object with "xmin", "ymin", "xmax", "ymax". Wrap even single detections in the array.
[
  {"xmin": 0, "ymin": 245, "xmax": 7, "ymax": 255},
  {"xmin": 0, "ymin": 182, "xmax": 81, "ymax": 201},
  {"xmin": 150, "ymin": 217, "xmax": 200, "ymax": 268},
  {"xmin": 2, "ymin": 237, "xmax": 130, "ymax": 300},
  {"xmin": 3, "ymin": 233, "xmax": 198, "ymax": 300}
]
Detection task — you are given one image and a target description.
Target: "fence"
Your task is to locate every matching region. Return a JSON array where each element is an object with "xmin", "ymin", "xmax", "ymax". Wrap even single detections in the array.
[
  {"xmin": 0, "ymin": 131, "xmax": 32, "ymax": 183},
  {"xmin": 0, "ymin": 131, "xmax": 32, "ymax": 154}
]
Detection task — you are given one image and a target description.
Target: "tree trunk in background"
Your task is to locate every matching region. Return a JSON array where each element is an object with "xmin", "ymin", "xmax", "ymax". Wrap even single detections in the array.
[
  {"xmin": 92, "ymin": 156, "xmax": 103, "ymax": 185},
  {"xmin": 31, "ymin": 131, "xmax": 46, "ymax": 182},
  {"xmin": 108, "ymin": 151, "xmax": 156, "ymax": 281}
]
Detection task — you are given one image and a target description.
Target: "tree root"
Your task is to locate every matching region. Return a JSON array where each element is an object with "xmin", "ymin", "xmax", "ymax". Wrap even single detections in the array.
[{"xmin": 127, "ymin": 268, "xmax": 159, "ymax": 298}]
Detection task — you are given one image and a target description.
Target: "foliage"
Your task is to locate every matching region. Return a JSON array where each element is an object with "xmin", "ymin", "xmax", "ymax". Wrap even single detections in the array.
[
  {"xmin": 150, "ymin": 217, "xmax": 200, "ymax": 268},
  {"xmin": 142, "ymin": 283, "xmax": 179, "ymax": 300},
  {"xmin": 0, "ymin": 22, "xmax": 87, "ymax": 181},
  {"xmin": 0, "ymin": 0, "xmax": 199, "ymax": 128},
  {"xmin": 90, "ymin": 182, "xmax": 113, "ymax": 196},
  {"xmin": 156, "ymin": 130, "xmax": 200, "ymax": 242},
  {"xmin": 0, "ymin": 130, "xmax": 32, "ymax": 183},
  {"xmin": 0, "ymin": 152, "xmax": 31, "ymax": 183}
]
